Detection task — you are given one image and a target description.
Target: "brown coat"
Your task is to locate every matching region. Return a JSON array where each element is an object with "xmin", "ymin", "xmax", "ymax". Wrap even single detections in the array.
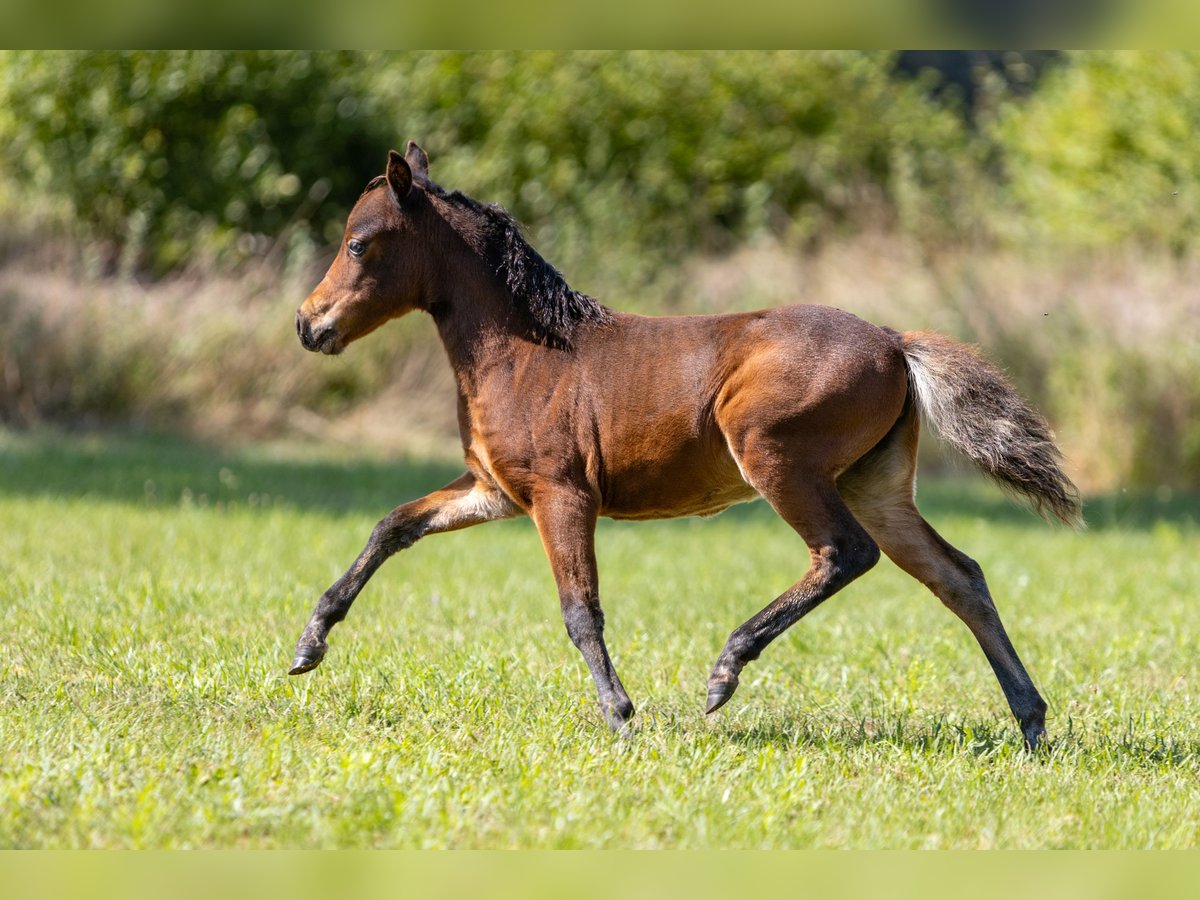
[{"xmin": 290, "ymin": 144, "xmax": 1080, "ymax": 749}]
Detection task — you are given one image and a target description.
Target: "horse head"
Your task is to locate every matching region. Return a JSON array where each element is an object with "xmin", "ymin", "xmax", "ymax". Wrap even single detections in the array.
[{"xmin": 296, "ymin": 142, "xmax": 432, "ymax": 355}]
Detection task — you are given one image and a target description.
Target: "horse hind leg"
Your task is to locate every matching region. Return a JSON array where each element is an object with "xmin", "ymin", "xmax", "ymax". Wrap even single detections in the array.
[
  {"xmin": 838, "ymin": 411, "xmax": 1050, "ymax": 749},
  {"xmin": 706, "ymin": 474, "xmax": 881, "ymax": 715}
]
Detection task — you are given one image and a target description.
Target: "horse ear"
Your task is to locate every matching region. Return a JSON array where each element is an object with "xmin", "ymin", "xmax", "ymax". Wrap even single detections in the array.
[
  {"xmin": 404, "ymin": 141, "xmax": 429, "ymax": 180},
  {"xmin": 385, "ymin": 149, "xmax": 412, "ymax": 202}
]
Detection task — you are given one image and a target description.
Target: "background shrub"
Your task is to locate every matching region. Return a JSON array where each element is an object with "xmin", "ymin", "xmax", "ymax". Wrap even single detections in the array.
[
  {"xmin": 0, "ymin": 51, "xmax": 389, "ymax": 274},
  {"xmin": 2, "ymin": 51, "xmax": 1199, "ymax": 491},
  {"xmin": 991, "ymin": 51, "xmax": 1200, "ymax": 253},
  {"xmin": 0, "ymin": 51, "xmax": 988, "ymax": 283}
]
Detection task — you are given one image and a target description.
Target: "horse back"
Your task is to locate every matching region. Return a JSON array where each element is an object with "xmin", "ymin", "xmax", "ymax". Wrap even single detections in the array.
[{"xmin": 573, "ymin": 305, "xmax": 909, "ymax": 518}]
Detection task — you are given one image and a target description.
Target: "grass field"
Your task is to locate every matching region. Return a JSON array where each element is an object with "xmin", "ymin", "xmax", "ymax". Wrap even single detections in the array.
[{"xmin": 2, "ymin": 427, "xmax": 1198, "ymax": 849}]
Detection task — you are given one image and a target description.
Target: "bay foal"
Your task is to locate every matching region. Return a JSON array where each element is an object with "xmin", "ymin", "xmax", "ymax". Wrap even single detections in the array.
[{"xmin": 290, "ymin": 144, "xmax": 1081, "ymax": 749}]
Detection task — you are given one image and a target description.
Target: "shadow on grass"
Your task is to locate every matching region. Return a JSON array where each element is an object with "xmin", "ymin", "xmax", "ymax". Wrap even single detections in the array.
[
  {"xmin": 720, "ymin": 710, "xmax": 1200, "ymax": 769},
  {"xmin": 720, "ymin": 709, "xmax": 1017, "ymax": 757},
  {"xmin": 0, "ymin": 427, "xmax": 463, "ymax": 516},
  {"xmin": 1, "ymin": 426, "xmax": 1196, "ymax": 529}
]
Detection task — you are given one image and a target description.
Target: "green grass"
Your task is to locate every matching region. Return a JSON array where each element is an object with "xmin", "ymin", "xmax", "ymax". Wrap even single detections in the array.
[{"xmin": 2, "ymin": 428, "xmax": 1199, "ymax": 848}]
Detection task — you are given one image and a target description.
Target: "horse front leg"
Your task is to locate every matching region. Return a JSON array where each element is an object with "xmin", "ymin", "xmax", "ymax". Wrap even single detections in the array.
[
  {"xmin": 532, "ymin": 489, "xmax": 634, "ymax": 731},
  {"xmin": 288, "ymin": 472, "xmax": 516, "ymax": 675}
]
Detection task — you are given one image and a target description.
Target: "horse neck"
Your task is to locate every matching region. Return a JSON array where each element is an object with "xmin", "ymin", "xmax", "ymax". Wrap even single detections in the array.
[
  {"xmin": 426, "ymin": 270, "xmax": 528, "ymax": 395},
  {"xmin": 419, "ymin": 202, "xmax": 587, "ymax": 397}
]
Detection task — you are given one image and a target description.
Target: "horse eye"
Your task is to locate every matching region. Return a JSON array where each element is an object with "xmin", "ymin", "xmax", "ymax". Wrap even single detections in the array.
[{"xmin": 347, "ymin": 239, "xmax": 366, "ymax": 257}]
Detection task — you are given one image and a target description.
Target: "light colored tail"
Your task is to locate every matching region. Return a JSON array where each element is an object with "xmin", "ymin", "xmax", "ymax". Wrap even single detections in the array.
[{"xmin": 901, "ymin": 331, "xmax": 1083, "ymax": 528}]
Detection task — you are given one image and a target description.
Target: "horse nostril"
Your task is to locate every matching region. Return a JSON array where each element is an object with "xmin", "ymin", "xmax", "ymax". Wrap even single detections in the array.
[
  {"xmin": 296, "ymin": 310, "xmax": 315, "ymax": 349},
  {"xmin": 296, "ymin": 310, "xmax": 339, "ymax": 353}
]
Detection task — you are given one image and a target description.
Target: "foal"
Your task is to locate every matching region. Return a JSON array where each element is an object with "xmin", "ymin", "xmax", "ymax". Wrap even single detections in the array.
[{"xmin": 290, "ymin": 144, "xmax": 1082, "ymax": 749}]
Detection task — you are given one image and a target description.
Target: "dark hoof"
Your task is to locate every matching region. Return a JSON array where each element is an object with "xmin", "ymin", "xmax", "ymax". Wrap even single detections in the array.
[
  {"xmin": 288, "ymin": 645, "xmax": 326, "ymax": 675},
  {"xmin": 604, "ymin": 697, "xmax": 636, "ymax": 732},
  {"xmin": 1023, "ymin": 722, "xmax": 1048, "ymax": 753},
  {"xmin": 706, "ymin": 678, "xmax": 738, "ymax": 715}
]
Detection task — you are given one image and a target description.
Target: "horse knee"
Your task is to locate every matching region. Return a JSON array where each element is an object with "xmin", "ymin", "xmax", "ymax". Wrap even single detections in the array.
[
  {"xmin": 823, "ymin": 533, "xmax": 880, "ymax": 587},
  {"xmin": 369, "ymin": 511, "xmax": 424, "ymax": 555}
]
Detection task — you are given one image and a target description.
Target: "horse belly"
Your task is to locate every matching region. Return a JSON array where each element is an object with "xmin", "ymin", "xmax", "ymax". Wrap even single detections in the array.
[{"xmin": 599, "ymin": 438, "xmax": 759, "ymax": 520}]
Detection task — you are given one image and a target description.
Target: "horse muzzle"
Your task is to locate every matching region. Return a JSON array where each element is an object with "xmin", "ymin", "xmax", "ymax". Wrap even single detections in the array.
[{"xmin": 296, "ymin": 310, "xmax": 342, "ymax": 355}]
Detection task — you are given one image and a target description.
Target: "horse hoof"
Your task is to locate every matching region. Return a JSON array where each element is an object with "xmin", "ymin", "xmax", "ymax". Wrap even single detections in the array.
[
  {"xmin": 604, "ymin": 697, "xmax": 636, "ymax": 732},
  {"xmin": 1023, "ymin": 722, "xmax": 1048, "ymax": 753},
  {"xmin": 705, "ymin": 679, "xmax": 738, "ymax": 715},
  {"xmin": 288, "ymin": 646, "xmax": 326, "ymax": 675}
]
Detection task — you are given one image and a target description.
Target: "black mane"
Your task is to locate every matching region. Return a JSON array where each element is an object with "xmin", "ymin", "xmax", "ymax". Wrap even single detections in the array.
[
  {"xmin": 360, "ymin": 174, "xmax": 388, "ymax": 199},
  {"xmin": 423, "ymin": 179, "xmax": 611, "ymax": 347}
]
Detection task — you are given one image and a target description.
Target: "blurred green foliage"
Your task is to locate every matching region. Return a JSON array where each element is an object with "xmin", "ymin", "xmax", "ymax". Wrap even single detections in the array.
[
  {"xmin": 0, "ymin": 50, "xmax": 987, "ymax": 280},
  {"xmin": 4, "ymin": 51, "xmax": 1200, "ymax": 278},
  {"xmin": 375, "ymin": 51, "xmax": 986, "ymax": 286},
  {"xmin": 992, "ymin": 51, "xmax": 1200, "ymax": 254},
  {"xmin": 3, "ymin": 51, "xmax": 1200, "ymax": 490},
  {"xmin": 0, "ymin": 51, "xmax": 388, "ymax": 274}
]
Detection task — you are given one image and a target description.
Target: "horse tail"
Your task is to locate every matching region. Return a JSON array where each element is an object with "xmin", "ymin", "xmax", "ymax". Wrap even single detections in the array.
[{"xmin": 900, "ymin": 330, "xmax": 1084, "ymax": 528}]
